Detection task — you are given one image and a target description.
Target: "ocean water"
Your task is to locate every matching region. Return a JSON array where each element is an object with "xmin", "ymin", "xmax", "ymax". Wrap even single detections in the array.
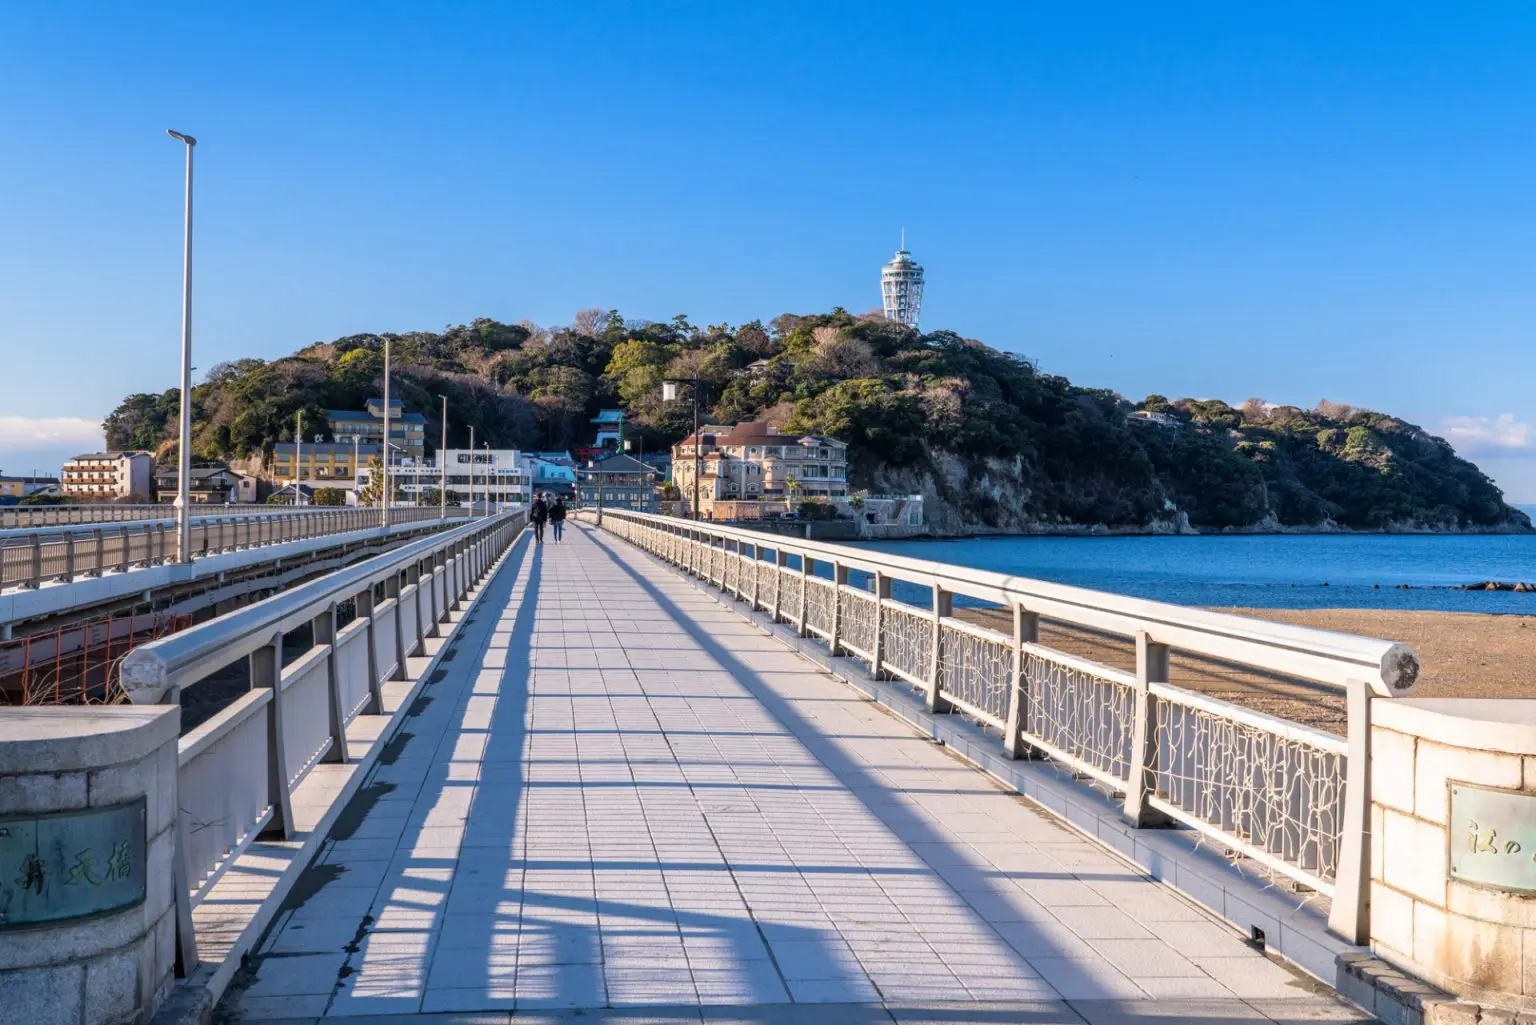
[{"xmin": 863, "ymin": 532, "xmax": 1536, "ymax": 613}]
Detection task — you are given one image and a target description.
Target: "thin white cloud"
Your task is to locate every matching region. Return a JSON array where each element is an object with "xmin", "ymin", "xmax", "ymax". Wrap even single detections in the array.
[
  {"xmin": 0, "ymin": 415, "xmax": 103, "ymax": 452},
  {"xmin": 1441, "ymin": 413, "xmax": 1534, "ymax": 457}
]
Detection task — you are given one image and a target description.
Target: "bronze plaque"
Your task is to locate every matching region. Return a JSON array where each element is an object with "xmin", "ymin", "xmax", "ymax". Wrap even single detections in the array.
[
  {"xmin": 0, "ymin": 798, "xmax": 147, "ymax": 928},
  {"xmin": 1449, "ymin": 783, "xmax": 1536, "ymax": 892}
]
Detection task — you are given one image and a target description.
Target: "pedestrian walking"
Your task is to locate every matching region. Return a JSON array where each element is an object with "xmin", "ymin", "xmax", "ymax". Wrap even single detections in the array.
[
  {"xmin": 550, "ymin": 496, "xmax": 567, "ymax": 543},
  {"xmin": 529, "ymin": 493, "xmax": 548, "ymax": 544}
]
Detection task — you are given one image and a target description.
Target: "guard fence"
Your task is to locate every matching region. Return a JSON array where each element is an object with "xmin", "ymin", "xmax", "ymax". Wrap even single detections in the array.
[
  {"xmin": 585, "ymin": 508, "xmax": 1420, "ymax": 946},
  {"xmin": 0, "ymin": 507, "xmax": 461, "ymax": 591},
  {"xmin": 118, "ymin": 509, "xmax": 525, "ymax": 972},
  {"xmin": 0, "ymin": 503, "xmax": 277, "ymax": 529}
]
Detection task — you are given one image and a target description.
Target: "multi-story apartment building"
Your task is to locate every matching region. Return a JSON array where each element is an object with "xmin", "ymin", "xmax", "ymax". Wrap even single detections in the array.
[
  {"xmin": 60, "ymin": 452, "xmax": 153, "ymax": 501},
  {"xmin": 577, "ymin": 454, "xmax": 658, "ymax": 512},
  {"xmin": 326, "ymin": 398, "xmax": 428, "ymax": 461},
  {"xmin": 671, "ymin": 421, "xmax": 849, "ymax": 516},
  {"xmin": 272, "ymin": 442, "xmax": 381, "ymax": 492}
]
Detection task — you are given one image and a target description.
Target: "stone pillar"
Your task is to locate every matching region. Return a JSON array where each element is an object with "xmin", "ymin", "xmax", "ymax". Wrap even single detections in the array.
[
  {"xmin": 1369, "ymin": 699, "xmax": 1536, "ymax": 1009},
  {"xmin": 0, "ymin": 706, "xmax": 180, "ymax": 1025}
]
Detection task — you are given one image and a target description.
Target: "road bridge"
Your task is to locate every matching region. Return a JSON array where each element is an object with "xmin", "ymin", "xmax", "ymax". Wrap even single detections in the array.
[{"xmin": 181, "ymin": 522, "xmax": 1373, "ymax": 1024}]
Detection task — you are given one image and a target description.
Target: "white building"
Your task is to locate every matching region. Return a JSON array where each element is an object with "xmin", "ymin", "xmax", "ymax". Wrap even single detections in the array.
[
  {"xmin": 361, "ymin": 448, "xmax": 530, "ymax": 510},
  {"xmin": 61, "ymin": 451, "xmax": 154, "ymax": 501}
]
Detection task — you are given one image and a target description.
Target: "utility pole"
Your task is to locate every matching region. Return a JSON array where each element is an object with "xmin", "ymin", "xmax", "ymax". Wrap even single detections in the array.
[
  {"xmin": 381, "ymin": 338, "xmax": 391, "ymax": 528},
  {"xmin": 438, "ymin": 394, "xmax": 448, "ymax": 520},
  {"xmin": 295, "ymin": 410, "xmax": 303, "ymax": 505},
  {"xmin": 167, "ymin": 129, "xmax": 196, "ymax": 562}
]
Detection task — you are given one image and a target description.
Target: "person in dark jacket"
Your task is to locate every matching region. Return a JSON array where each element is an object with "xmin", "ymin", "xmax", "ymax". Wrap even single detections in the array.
[
  {"xmin": 549, "ymin": 496, "xmax": 567, "ymax": 543},
  {"xmin": 529, "ymin": 494, "xmax": 548, "ymax": 543}
]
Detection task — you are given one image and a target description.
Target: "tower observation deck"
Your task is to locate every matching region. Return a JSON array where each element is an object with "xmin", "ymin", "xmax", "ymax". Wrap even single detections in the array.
[{"xmin": 880, "ymin": 235, "xmax": 924, "ymax": 329}]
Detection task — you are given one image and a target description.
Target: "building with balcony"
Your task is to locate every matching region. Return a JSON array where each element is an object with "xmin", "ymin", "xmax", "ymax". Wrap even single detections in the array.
[
  {"xmin": 326, "ymin": 398, "xmax": 428, "ymax": 461},
  {"xmin": 60, "ymin": 451, "xmax": 153, "ymax": 501},
  {"xmin": 671, "ymin": 421, "xmax": 849, "ymax": 517},
  {"xmin": 153, "ymin": 465, "xmax": 259, "ymax": 504},
  {"xmin": 272, "ymin": 442, "xmax": 381, "ymax": 493},
  {"xmin": 577, "ymin": 454, "xmax": 658, "ymax": 513}
]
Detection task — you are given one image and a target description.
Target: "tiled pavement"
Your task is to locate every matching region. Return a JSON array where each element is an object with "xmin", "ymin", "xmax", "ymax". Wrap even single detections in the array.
[{"xmin": 219, "ymin": 524, "xmax": 1375, "ymax": 1024}]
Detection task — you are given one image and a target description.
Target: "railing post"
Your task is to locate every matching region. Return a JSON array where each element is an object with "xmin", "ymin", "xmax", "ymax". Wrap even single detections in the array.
[
  {"xmin": 63, "ymin": 531, "xmax": 76, "ymax": 583},
  {"xmin": 358, "ymin": 585, "xmax": 383, "ymax": 713},
  {"xmin": 830, "ymin": 561, "xmax": 848, "ymax": 655},
  {"xmin": 427, "ymin": 551, "xmax": 442, "ymax": 637},
  {"xmin": 315, "ymin": 602, "xmax": 348, "ymax": 764},
  {"xmin": 871, "ymin": 572, "xmax": 891, "ymax": 678},
  {"xmin": 28, "ymin": 532, "xmax": 41, "ymax": 589},
  {"xmin": 253, "ymin": 632, "xmax": 295, "ymax": 838},
  {"xmin": 1328, "ymin": 678, "xmax": 1373, "ymax": 944},
  {"xmin": 1003, "ymin": 604, "xmax": 1040, "ymax": 759},
  {"xmin": 773, "ymin": 549, "xmax": 788, "ymax": 623},
  {"xmin": 927, "ymin": 585, "xmax": 952, "ymax": 713},
  {"xmin": 1123, "ymin": 630, "xmax": 1170, "ymax": 827},
  {"xmin": 798, "ymin": 556, "xmax": 813, "ymax": 637},
  {"xmin": 748, "ymin": 542, "xmax": 760, "ymax": 609},
  {"xmin": 119, "ymin": 526, "xmax": 129, "ymax": 573},
  {"xmin": 410, "ymin": 563, "xmax": 426, "ymax": 655},
  {"xmin": 91, "ymin": 528, "xmax": 104, "ymax": 577},
  {"xmin": 388, "ymin": 571, "xmax": 406, "ymax": 680}
]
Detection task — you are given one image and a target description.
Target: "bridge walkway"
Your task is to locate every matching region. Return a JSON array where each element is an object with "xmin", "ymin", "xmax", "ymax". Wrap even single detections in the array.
[{"xmin": 218, "ymin": 523, "xmax": 1372, "ymax": 1024}]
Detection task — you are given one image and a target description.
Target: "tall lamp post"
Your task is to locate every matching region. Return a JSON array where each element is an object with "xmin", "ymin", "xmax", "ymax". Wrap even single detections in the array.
[
  {"xmin": 438, "ymin": 395, "xmax": 448, "ymax": 520},
  {"xmin": 662, "ymin": 377, "xmax": 704, "ymax": 521},
  {"xmin": 484, "ymin": 441, "xmax": 493, "ymax": 516},
  {"xmin": 380, "ymin": 338, "xmax": 392, "ymax": 528},
  {"xmin": 167, "ymin": 129, "xmax": 196, "ymax": 562},
  {"xmin": 467, "ymin": 425, "xmax": 475, "ymax": 516}
]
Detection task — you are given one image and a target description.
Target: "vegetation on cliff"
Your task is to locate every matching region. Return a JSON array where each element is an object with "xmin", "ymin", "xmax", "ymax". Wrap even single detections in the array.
[{"xmin": 103, "ymin": 309, "xmax": 1530, "ymax": 532}]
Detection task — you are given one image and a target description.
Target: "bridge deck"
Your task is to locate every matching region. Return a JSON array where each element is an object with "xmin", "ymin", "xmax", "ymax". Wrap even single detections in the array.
[{"xmin": 219, "ymin": 524, "xmax": 1371, "ymax": 1024}]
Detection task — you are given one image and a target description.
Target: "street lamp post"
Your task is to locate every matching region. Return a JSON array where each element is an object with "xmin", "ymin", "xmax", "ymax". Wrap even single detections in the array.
[
  {"xmin": 380, "ymin": 339, "xmax": 392, "ymax": 528},
  {"xmin": 467, "ymin": 425, "xmax": 475, "ymax": 516},
  {"xmin": 438, "ymin": 395, "xmax": 448, "ymax": 520},
  {"xmin": 294, "ymin": 410, "xmax": 303, "ymax": 505},
  {"xmin": 484, "ymin": 441, "xmax": 493, "ymax": 516},
  {"xmin": 167, "ymin": 129, "xmax": 196, "ymax": 562},
  {"xmin": 662, "ymin": 378, "xmax": 703, "ymax": 521}
]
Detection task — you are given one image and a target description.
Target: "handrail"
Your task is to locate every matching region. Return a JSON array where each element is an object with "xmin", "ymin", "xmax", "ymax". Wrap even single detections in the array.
[
  {"xmin": 586, "ymin": 507, "xmax": 1413, "ymax": 946},
  {"xmin": 588, "ymin": 509, "xmax": 1417, "ymax": 696},
  {"xmin": 0, "ymin": 507, "xmax": 467, "ymax": 591},
  {"xmin": 120, "ymin": 511, "xmax": 517, "ymax": 701}
]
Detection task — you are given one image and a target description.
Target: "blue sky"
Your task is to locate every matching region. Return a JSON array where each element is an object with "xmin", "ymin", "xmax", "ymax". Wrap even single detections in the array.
[{"xmin": 2, "ymin": 2, "xmax": 1533, "ymax": 500}]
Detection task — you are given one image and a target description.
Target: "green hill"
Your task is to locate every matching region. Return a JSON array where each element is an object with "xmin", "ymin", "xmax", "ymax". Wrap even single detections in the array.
[{"xmin": 103, "ymin": 309, "xmax": 1531, "ymax": 534}]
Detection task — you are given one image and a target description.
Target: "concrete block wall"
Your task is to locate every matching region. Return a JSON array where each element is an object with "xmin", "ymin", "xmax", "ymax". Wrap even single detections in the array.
[
  {"xmin": 0, "ymin": 707, "xmax": 181, "ymax": 1025},
  {"xmin": 1371, "ymin": 698, "xmax": 1536, "ymax": 1010}
]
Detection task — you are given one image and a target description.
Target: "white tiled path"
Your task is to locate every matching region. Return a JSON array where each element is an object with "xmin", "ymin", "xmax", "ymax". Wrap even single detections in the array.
[{"xmin": 221, "ymin": 524, "xmax": 1374, "ymax": 1025}]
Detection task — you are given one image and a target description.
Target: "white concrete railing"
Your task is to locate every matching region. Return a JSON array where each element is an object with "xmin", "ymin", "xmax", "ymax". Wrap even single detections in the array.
[
  {"xmin": 587, "ymin": 508, "xmax": 1420, "ymax": 945},
  {"xmin": 0, "ymin": 507, "xmax": 462, "ymax": 591},
  {"xmin": 119, "ymin": 510, "xmax": 524, "ymax": 972},
  {"xmin": 0, "ymin": 503, "xmax": 280, "ymax": 528}
]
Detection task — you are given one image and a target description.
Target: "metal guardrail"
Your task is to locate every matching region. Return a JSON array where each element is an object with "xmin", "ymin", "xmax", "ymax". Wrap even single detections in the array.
[
  {"xmin": 119, "ymin": 509, "xmax": 525, "ymax": 972},
  {"xmin": 0, "ymin": 504, "xmax": 280, "ymax": 529},
  {"xmin": 586, "ymin": 508, "xmax": 1420, "ymax": 946},
  {"xmin": 0, "ymin": 507, "xmax": 462, "ymax": 591}
]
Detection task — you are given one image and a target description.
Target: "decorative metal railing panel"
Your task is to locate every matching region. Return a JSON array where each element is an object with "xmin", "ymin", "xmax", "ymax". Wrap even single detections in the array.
[
  {"xmin": 1022, "ymin": 646, "xmax": 1135, "ymax": 787},
  {"xmin": 779, "ymin": 568, "xmax": 803, "ymax": 626},
  {"xmin": 804, "ymin": 577, "xmax": 835, "ymax": 639},
  {"xmin": 838, "ymin": 587, "xmax": 878, "ymax": 660},
  {"xmin": 937, "ymin": 620, "xmax": 1012, "ymax": 726},
  {"xmin": 881, "ymin": 601, "xmax": 932, "ymax": 687},
  {"xmin": 1151, "ymin": 687, "xmax": 1346, "ymax": 885}
]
